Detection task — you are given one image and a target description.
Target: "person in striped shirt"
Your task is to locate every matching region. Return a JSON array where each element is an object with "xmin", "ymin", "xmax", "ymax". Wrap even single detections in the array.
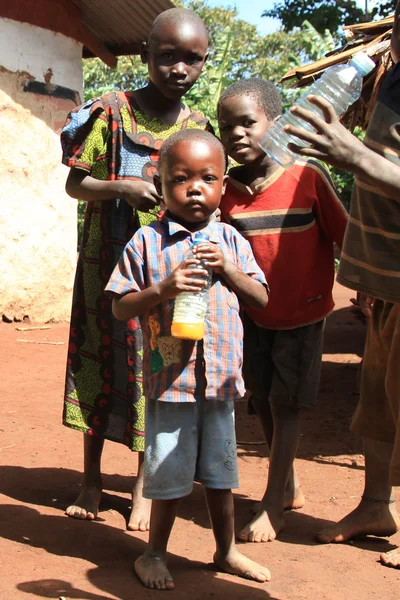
[
  {"xmin": 106, "ymin": 129, "xmax": 270, "ymax": 589},
  {"xmin": 218, "ymin": 78, "xmax": 348, "ymax": 544},
  {"xmin": 284, "ymin": 0, "xmax": 400, "ymax": 570}
]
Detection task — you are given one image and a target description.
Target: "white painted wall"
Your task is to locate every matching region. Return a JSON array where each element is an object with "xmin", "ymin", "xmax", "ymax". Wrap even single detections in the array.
[
  {"xmin": 0, "ymin": 18, "xmax": 82, "ymax": 321},
  {"xmin": 0, "ymin": 18, "xmax": 83, "ymax": 94}
]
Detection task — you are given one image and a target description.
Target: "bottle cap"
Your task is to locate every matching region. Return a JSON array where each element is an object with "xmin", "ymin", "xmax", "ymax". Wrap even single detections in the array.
[
  {"xmin": 192, "ymin": 232, "xmax": 210, "ymax": 245},
  {"xmin": 350, "ymin": 52, "xmax": 375, "ymax": 77}
]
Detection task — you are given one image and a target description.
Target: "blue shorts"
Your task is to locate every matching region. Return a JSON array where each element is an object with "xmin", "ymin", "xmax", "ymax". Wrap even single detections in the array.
[{"xmin": 143, "ymin": 399, "xmax": 239, "ymax": 500}]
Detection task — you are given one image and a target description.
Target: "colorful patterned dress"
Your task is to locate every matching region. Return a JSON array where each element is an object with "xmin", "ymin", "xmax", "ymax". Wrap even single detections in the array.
[{"xmin": 61, "ymin": 91, "xmax": 210, "ymax": 451}]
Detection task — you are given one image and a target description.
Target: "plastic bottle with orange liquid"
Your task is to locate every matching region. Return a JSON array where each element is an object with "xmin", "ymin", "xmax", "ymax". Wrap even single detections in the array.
[{"xmin": 171, "ymin": 233, "xmax": 212, "ymax": 341}]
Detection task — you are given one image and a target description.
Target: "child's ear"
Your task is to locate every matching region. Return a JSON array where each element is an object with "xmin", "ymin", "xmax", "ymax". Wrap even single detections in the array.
[
  {"xmin": 153, "ymin": 173, "xmax": 163, "ymax": 197},
  {"xmin": 221, "ymin": 174, "xmax": 229, "ymax": 196},
  {"xmin": 140, "ymin": 41, "xmax": 149, "ymax": 65}
]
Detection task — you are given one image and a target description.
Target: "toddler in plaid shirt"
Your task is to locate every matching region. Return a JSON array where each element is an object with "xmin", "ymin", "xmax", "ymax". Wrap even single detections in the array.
[{"xmin": 106, "ymin": 129, "xmax": 270, "ymax": 589}]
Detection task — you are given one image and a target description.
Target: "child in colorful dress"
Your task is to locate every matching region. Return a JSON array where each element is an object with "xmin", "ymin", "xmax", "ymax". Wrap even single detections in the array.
[
  {"xmin": 61, "ymin": 8, "xmax": 211, "ymax": 530},
  {"xmin": 106, "ymin": 129, "xmax": 270, "ymax": 589}
]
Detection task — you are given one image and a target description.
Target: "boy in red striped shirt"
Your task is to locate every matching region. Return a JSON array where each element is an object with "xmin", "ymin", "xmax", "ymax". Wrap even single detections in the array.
[{"xmin": 218, "ymin": 78, "xmax": 347, "ymax": 543}]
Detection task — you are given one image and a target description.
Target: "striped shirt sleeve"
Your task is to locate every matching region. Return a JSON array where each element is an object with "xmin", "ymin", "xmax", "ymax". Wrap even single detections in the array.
[
  {"xmin": 105, "ymin": 235, "xmax": 145, "ymax": 296},
  {"xmin": 228, "ymin": 226, "xmax": 269, "ymax": 288},
  {"xmin": 307, "ymin": 161, "xmax": 348, "ymax": 249}
]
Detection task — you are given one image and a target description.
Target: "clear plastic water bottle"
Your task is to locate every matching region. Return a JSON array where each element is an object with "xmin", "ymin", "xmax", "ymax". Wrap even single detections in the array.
[
  {"xmin": 171, "ymin": 232, "xmax": 212, "ymax": 341},
  {"xmin": 260, "ymin": 51, "xmax": 375, "ymax": 167}
]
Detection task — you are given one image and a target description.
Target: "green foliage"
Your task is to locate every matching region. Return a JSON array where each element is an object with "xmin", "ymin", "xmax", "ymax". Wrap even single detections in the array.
[
  {"xmin": 264, "ymin": 0, "xmax": 365, "ymax": 34},
  {"xmin": 375, "ymin": 1, "xmax": 398, "ymax": 18},
  {"xmin": 83, "ymin": 0, "xmax": 338, "ymax": 119},
  {"xmin": 264, "ymin": 0, "xmax": 396, "ymax": 34},
  {"xmin": 83, "ymin": 55, "xmax": 147, "ymax": 101}
]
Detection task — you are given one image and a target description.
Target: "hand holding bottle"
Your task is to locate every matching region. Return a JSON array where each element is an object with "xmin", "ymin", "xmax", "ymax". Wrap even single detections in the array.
[
  {"xmin": 193, "ymin": 242, "xmax": 228, "ymax": 275},
  {"xmin": 284, "ymin": 95, "xmax": 368, "ymax": 170},
  {"xmin": 260, "ymin": 51, "xmax": 375, "ymax": 167},
  {"xmin": 159, "ymin": 257, "xmax": 210, "ymax": 301}
]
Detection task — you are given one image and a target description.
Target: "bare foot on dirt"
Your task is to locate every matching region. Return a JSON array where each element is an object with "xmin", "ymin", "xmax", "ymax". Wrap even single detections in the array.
[
  {"xmin": 380, "ymin": 547, "xmax": 400, "ymax": 569},
  {"xmin": 134, "ymin": 552, "xmax": 175, "ymax": 590},
  {"xmin": 252, "ymin": 487, "xmax": 305, "ymax": 514},
  {"xmin": 317, "ymin": 498, "xmax": 400, "ymax": 543},
  {"xmin": 214, "ymin": 548, "xmax": 271, "ymax": 582},
  {"xmin": 65, "ymin": 482, "xmax": 102, "ymax": 520},
  {"xmin": 127, "ymin": 482, "xmax": 151, "ymax": 532},
  {"xmin": 238, "ymin": 506, "xmax": 284, "ymax": 542}
]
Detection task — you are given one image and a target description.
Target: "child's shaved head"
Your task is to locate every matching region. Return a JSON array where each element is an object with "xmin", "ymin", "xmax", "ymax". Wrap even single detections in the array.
[
  {"xmin": 158, "ymin": 129, "xmax": 225, "ymax": 171},
  {"xmin": 149, "ymin": 8, "xmax": 208, "ymax": 47}
]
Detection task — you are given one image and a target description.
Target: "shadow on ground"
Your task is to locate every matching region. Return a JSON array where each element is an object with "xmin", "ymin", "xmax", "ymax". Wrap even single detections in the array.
[{"xmin": 0, "ymin": 503, "xmax": 277, "ymax": 600}]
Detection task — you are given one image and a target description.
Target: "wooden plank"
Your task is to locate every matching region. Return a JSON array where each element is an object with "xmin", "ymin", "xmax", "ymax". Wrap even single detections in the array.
[{"xmin": 280, "ymin": 31, "xmax": 391, "ymax": 82}]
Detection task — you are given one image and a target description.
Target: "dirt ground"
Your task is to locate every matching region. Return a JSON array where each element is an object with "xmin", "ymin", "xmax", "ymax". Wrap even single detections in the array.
[{"xmin": 1, "ymin": 281, "xmax": 399, "ymax": 600}]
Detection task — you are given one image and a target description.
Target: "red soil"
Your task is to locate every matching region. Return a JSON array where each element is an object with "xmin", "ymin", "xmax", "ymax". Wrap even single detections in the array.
[{"xmin": 0, "ymin": 282, "xmax": 399, "ymax": 600}]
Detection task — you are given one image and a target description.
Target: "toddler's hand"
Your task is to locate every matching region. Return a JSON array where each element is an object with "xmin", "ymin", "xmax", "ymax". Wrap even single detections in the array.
[
  {"xmin": 193, "ymin": 243, "xmax": 226, "ymax": 274},
  {"xmin": 120, "ymin": 180, "xmax": 162, "ymax": 212},
  {"xmin": 159, "ymin": 258, "xmax": 209, "ymax": 300}
]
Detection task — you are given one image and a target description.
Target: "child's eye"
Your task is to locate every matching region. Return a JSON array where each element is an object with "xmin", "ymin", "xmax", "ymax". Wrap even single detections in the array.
[
  {"xmin": 162, "ymin": 52, "xmax": 174, "ymax": 60},
  {"xmin": 219, "ymin": 124, "xmax": 231, "ymax": 133},
  {"xmin": 187, "ymin": 55, "xmax": 202, "ymax": 65},
  {"xmin": 173, "ymin": 176, "xmax": 186, "ymax": 183},
  {"xmin": 204, "ymin": 175, "xmax": 217, "ymax": 183},
  {"xmin": 243, "ymin": 119, "xmax": 256, "ymax": 127}
]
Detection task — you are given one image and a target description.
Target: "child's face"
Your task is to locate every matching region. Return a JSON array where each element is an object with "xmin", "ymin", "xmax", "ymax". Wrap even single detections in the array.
[
  {"xmin": 155, "ymin": 140, "xmax": 227, "ymax": 226},
  {"xmin": 142, "ymin": 22, "xmax": 208, "ymax": 100},
  {"xmin": 218, "ymin": 94, "xmax": 274, "ymax": 164}
]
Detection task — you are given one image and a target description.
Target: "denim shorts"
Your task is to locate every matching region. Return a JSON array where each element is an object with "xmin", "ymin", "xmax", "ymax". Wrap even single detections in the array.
[{"xmin": 143, "ymin": 399, "xmax": 239, "ymax": 500}]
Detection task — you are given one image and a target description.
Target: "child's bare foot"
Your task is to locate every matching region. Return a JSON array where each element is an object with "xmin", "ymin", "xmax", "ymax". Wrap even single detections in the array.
[
  {"xmin": 284, "ymin": 485, "xmax": 305, "ymax": 510},
  {"xmin": 252, "ymin": 486, "xmax": 305, "ymax": 514},
  {"xmin": 65, "ymin": 482, "xmax": 102, "ymax": 520},
  {"xmin": 214, "ymin": 547, "xmax": 270, "ymax": 582},
  {"xmin": 127, "ymin": 481, "xmax": 151, "ymax": 532},
  {"xmin": 239, "ymin": 505, "xmax": 284, "ymax": 542},
  {"xmin": 317, "ymin": 498, "xmax": 400, "ymax": 543},
  {"xmin": 134, "ymin": 552, "xmax": 175, "ymax": 590},
  {"xmin": 380, "ymin": 547, "xmax": 400, "ymax": 568}
]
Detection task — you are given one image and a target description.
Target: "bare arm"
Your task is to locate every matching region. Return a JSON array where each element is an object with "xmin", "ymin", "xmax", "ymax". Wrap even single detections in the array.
[
  {"xmin": 284, "ymin": 96, "xmax": 400, "ymax": 201},
  {"xmin": 66, "ymin": 168, "xmax": 162, "ymax": 211},
  {"xmin": 194, "ymin": 244, "xmax": 268, "ymax": 310},
  {"xmin": 112, "ymin": 284, "xmax": 165, "ymax": 321},
  {"xmin": 217, "ymin": 261, "xmax": 268, "ymax": 309}
]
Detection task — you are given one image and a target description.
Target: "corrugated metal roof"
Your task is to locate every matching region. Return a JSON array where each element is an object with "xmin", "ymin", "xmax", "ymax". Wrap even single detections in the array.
[{"xmin": 76, "ymin": 0, "xmax": 175, "ymax": 59}]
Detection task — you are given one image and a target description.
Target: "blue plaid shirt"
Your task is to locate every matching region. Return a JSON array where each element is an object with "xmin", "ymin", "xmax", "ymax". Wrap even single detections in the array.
[{"xmin": 106, "ymin": 213, "xmax": 267, "ymax": 402}]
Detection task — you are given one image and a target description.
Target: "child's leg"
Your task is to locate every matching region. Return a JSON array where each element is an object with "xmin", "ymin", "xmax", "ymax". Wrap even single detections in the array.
[
  {"xmin": 66, "ymin": 434, "xmax": 103, "ymax": 520},
  {"xmin": 250, "ymin": 393, "xmax": 304, "ymax": 511},
  {"xmin": 135, "ymin": 398, "xmax": 199, "ymax": 589},
  {"xmin": 128, "ymin": 451, "xmax": 151, "ymax": 532},
  {"xmin": 239, "ymin": 398, "xmax": 301, "ymax": 542},
  {"xmin": 205, "ymin": 488, "xmax": 270, "ymax": 582},
  {"xmin": 240, "ymin": 321, "xmax": 324, "ymax": 542},
  {"xmin": 134, "ymin": 498, "xmax": 179, "ymax": 590},
  {"xmin": 244, "ymin": 315, "xmax": 303, "ymax": 512}
]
